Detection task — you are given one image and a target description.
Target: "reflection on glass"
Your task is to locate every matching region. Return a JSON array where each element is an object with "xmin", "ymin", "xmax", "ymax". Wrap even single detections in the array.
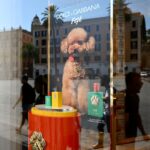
[
  {"xmin": 92, "ymin": 78, "xmax": 111, "ymax": 149},
  {"xmin": 114, "ymin": 0, "xmax": 150, "ymax": 149},
  {"xmin": 125, "ymin": 72, "xmax": 146, "ymax": 138},
  {"xmin": 48, "ymin": 0, "xmax": 111, "ymax": 149}
]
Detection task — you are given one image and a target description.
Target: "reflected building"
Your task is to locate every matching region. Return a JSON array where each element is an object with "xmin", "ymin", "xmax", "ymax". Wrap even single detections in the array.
[
  {"xmin": 125, "ymin": 12, "xmax": 145, "ymax": 72},
  {"xmin": 31, "ymin": 15, "xmax": 48, "ymax": 77},
  {"xmin": 141, "ymin": 43, "xmax": 150, "ymax": 69},
  {"xmin": 141, "ymin": 29, "xmax": 150, "ymax": 69},
  {"xmin": 114, "ymin": 11, "xmax": 146, "ymax": 73},
  {"xmin": 0, "ymin": 27, "xmax": 33, "ymax": 79},
  {"xmin": 31, "ymin": 16, "xmax": 110, "ymax": 78}
]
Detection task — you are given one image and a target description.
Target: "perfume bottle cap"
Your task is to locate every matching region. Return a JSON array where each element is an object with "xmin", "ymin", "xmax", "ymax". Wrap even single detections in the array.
[{"xmin": 93, "ymin": 82, "xmax": 100, "ymax": 92}]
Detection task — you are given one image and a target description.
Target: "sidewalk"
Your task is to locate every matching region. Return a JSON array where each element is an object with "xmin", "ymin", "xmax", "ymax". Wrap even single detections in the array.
[
  {"xmin": 80, "ymin": 128, "xmax": 150, "ymax": 150},
  {"xmin": 0, "ymin": 122, "xmax": 27, "ymax": 150},
  {"xmin": 81, "ymin": 128, "xmax": 110, "ymax": 150},
  {"xmin": 0, "ymin": 120, "xmax": 150, "ymax": 150}
]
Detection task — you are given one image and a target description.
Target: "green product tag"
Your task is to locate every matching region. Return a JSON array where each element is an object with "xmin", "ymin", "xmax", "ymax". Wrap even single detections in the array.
[{"xmin": 88, "ymin": 92, "xmax": 103, "ymax": 117}]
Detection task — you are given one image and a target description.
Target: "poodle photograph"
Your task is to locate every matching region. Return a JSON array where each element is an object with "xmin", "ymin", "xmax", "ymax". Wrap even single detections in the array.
[{"xmin": 61, "ymin": 27, "xmax": 95, "ymax": 112}]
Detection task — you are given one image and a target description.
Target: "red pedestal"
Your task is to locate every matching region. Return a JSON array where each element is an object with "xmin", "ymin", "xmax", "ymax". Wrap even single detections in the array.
[{"xmin": 28, "ymin": 111, "xmax": 81, "ymax": 150}]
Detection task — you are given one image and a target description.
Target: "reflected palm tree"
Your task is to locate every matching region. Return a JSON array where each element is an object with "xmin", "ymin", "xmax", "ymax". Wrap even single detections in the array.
[
  {"xmin": 113, "ymin": 0, "xmax": 132, "ymax": 23},
  {"xmin": 113, "ymin": 0, "xmax": 132, "ymax": 73},
  {"xmin": 22, "ymin": 44, "xmax": 37, "ymax": 77},
  {"xmin": 41, "ymin": 5, "xmax": 63, "ymax": 79}
]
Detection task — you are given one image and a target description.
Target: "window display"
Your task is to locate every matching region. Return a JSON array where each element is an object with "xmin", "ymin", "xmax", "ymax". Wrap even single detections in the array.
[
  {"xmin": 1, "ymin": 0, "xmax": 150, "ymax": 149},
  {"xmin": 28, "ymin": 0, "xmax": 112, "ymax": 149}
]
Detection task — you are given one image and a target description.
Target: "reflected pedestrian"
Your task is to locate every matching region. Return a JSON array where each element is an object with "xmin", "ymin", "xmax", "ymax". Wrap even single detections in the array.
[
  {"xmin": 34, "ymin": 75, "xmax": 46, "ymax": 105},
  {"xmin": 92, "ymin": 80, "xmax": 116, "ymax": 149},
  {"xmin": 125, "ymin": 72, "xmax": 146, "ymax": 138},
  {"xmin": 13, "ymin": 75, "xmax": 35, "ymax": 133},
  {"xmin": 92, "ymin": 90, "xmax": 110, "ymax": 149}
]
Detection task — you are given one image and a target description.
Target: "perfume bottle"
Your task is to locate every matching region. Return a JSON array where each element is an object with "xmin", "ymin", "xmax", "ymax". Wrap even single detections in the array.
[
  {"xmin": 88, "ymin": 82, "xmax": 104, "ymax": 117},
  {"xmin": 52, "ymin": 92, "xmax": 62, "ymax": 108}
]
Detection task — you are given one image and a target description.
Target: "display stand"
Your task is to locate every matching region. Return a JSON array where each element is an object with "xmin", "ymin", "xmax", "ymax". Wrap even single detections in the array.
[{"xmin": 28, "ymin": 105, "xmax": 80, "ymax": 150}]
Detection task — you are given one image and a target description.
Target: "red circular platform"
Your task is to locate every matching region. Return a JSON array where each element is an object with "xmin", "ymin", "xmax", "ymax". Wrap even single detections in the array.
[{"xmin": 28, "ymin": 106, "xmax": 81, "ymax": 150}]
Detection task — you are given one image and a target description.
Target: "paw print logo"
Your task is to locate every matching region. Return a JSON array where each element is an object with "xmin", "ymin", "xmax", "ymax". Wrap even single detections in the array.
[
  {"xmin": 30, "ymin": 131, "xmax": 46, "ymax": 150},
  {"xmin": 91, "ymin": 96, "xmax": 99, "ymax": 106}
]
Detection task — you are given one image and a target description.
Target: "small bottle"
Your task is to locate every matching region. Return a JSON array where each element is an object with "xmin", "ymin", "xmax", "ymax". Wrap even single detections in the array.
[
  {"xmin": 93, "ymin": 82, "xmax": 100, "ymax": 92},
  {"xmin": 88, "ymin": 82, "xmax": 103, "ymax": 117}
]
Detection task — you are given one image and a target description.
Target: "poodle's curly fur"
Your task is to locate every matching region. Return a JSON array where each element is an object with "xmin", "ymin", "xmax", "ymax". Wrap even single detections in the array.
[{"xmin": 61, "ymin": 27, "xmax": 95, "ymax": 112}]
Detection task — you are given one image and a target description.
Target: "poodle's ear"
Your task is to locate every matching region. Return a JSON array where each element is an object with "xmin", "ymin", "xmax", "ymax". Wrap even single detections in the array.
[
  {"xmin": 86, "ymin": 36, "xmax": 95, "ymax": 51},
  {"xmin": 61, "ymin": 38, "xmax": 68, "ymax": 53}
]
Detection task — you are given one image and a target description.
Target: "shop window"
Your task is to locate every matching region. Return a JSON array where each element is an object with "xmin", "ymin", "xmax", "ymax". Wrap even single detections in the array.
[
  {"xmin": 95, "ymin": 56, "xmax": 101, "ymax": 61},
  {"xmin": 56, "ymin": 57, "xmax": 60, "ymax": 63},
  {"xmin": 56, "ymin": 38, "xmax": 60, "ymax": 45},
  {"xmin": 41, "ymin": 31, "xmax": 47, "ymax": 37},
  {"xmin": 106, "ymin": 55, "xmax": 110, "ymax": 62},
  {"xmin": 95, "ymin": 34, "xmax": 101, "ymax": 42},
  {"xmin": 132, "ymin": 20, "xmax": 136, "ymax": 28},
  {"xmin": 56, "ymin": 29, "xmax": 59, "ymax": 36},
  {"xmin": 42, "ymin": 39, "xmax": 47, "ymax": 46},
  {"xmin": 95, "ymin": 43, "xmax": 101, "ymax": 51},
  {"xmin": 130, "ymin": 54, "xmax": 138, "ymax": 60},
  {"xmin": 35, "ymin": 31, "xmax": 40, "ymax": 37},
  {"xmin": 94, "ymin": 34, "xmax": 97, "ymax": 41},
  {"xmin": 84, "ymin": 25, "xmax": 90, "ymax": 32},
  {"xmin": 50, "ymin": 39, "xmax": 53, "ymax": 45},
  {"xmin": 64, "ymin": 28, "xmax": 68, "ymax": 35},
  {"xmin": 35, "ymin": 69, "xmax": 39, "ymax": 77},
  {"xmin": 41, "ymin": 58, "xmax": 47, "ymax": 63},
  {"xmin": 106, "ymin": 33, "xmax": 110, "ymax": 41},
  {"xmin": 50, "ymin": 47, "xmax": 53, "ymax": 54},
  {"xmin": 96, "ymin": 25, "xmax": 99, "ymax": 31},
  {"xmin": 107, "ymin": 43, "xmax": 110, "ymax": 51},
  {"xmin": 35, "ymin": 40, "xmax": 38, "ymax": 46},
  {"xmin": 51, "ymin": 58, "xmax": 54, "ymax": 63},
  {"xmin": 87, "ymin": 25, "xmax": 91, "ymax": 32},
  {"xmin": 131, "ymin": 31, "xmax": 137, "ymax": 39},
  {"xmin": 131, "ymin": 41, "xmax": 138, "ymax": 49},
  {"xmin": 56, "ymin": 46, "xmax": 60, "ymax": 53},
  {"xmin": 98, "ymin": 34, "xmax": 101, "ymax": 41},
  {"xmin": 42, "ymin": 48, "xmax": 46, "ymax": 54}
]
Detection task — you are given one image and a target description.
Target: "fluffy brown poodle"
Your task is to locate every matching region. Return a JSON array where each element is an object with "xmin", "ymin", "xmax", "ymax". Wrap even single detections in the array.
[{"xmin": 61, "ymin": 27, "xmax": 95, "ymax": 112}]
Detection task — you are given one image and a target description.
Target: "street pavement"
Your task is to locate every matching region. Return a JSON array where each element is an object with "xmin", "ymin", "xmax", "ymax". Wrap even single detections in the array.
[{"xmin": 0, "ymin": 79, "xmax": 150, "ymax": 150}]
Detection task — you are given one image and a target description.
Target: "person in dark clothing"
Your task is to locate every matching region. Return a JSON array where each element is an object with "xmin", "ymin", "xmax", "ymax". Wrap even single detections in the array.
[
  {"xmin": 13, "ymin": 75, "xmax": 35, "ymax": 133},
  {"xmin": 125, "ymin": 72, "xmax": 146, "ymax": 138},
  {"xmin": 34, "ymin": 75, "xmax": 47, "ymax": 105}
]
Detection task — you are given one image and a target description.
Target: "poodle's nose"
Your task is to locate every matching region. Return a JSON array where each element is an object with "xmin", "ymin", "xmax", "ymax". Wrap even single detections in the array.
[
  {"xmin": 78, "ymin": 40, "xmax": 84, "ymax": 45},
  {"xmin": 73, "ymin": 49, "xmax": 80, "ymax": 61},
  {"xmin": 73, "ymin": 49, "xmax": 79, "ymax": 56}
]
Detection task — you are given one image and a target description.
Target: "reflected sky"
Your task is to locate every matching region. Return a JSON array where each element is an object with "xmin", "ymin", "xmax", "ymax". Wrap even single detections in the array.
[
  {"xmin": 0, "ymin": 0, "xmax": 48, "ymax": 31},
  {"xmin": 1, "ymin": 0, "xmax": 149, "ymax": 31},
  {"xmin": 126, "ymin": 0, "xmax": 150, "ymax": 29},
  {"xmin": 0, "ymin": 0, "xmax": 109, "ymax": 31},
  {"xmin": 49, "ymin": 0, "xmax": 109, "ymax": 21}
]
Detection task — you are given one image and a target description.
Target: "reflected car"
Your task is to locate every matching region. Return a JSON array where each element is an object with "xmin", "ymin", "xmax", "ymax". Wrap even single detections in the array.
[{"xmin": 140, "ymin": 71, "xmax": 148, "ymax": 77}]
